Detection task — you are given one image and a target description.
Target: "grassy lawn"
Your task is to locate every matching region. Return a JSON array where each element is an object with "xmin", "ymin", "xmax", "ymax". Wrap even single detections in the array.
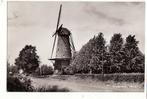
[{"xmin": 30, "ymin": 74, "xmax": 144, "ymax": 92}]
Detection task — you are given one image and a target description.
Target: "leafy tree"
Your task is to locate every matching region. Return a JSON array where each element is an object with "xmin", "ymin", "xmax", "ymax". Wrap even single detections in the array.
[
  {"xmin": 122, "ymin": 35, "xmax": 144, "ymax": 73},
  {"xmin": 109, "ymin": 33, "xmax": 124, "ymax": 73},
  {"xmin": 15, "ymin": 45, "xmax": 40, "ymax": 74},
  {"xmin": 70, "ymin": 36, "xmax": 96, "ymax": 73},
  {"xmin": 70, "ymin": 33, "xmax": 108, "ymax": 74},
  {"xmin": 109, "ymin": 33, "xmax": 123, "ymax": 52},
  {"xmin": 70, "ymin": 33, "xmax": 144, "ymax": 74},
  {"xmin": 131, "ymin": 53, "xmax": 144, "ymax": 73},
  {"xmin": 89, "ymin": 33, "xmax": 107, "ymax": 74},
  {"xmin": 103, "ymin": 50, "xmax": 111, "ymax": 74}
]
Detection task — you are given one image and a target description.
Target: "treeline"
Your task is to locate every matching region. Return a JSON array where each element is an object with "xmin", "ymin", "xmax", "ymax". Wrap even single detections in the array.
[
  {"xmin": 67, "ymin": 33, "xmax": 144, "ymax": 74},
  {"xmin": 8, "ymin": 63, "xmax": 54, "ymax": 76},
  {"xmin": 7, "ymin": 33, "xmax": 144, "ymax": 75},
  {"xmin": 7, "ymin": 45, "xmax": 54, "ymax": 76}
]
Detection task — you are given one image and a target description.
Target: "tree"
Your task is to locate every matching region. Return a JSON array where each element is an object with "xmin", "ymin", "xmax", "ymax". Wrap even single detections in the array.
[
  {"xmin": 70, "ymin": 33, "xmax": 144, "ymax": 74},
  {"xmin": 103, "ymin": 50, "xmax": 111, "ymax": 74},
  {"xmin": 15, "ymin": 45, "xmax": 40, "ymax": 74},
  {"xmin": 40, "ymin": 64, "xmax": 54, "ymax": 75},
  {"xmin": 122, "ymin": 35, "xmax": 144, "ymax": 73},
  {"xmin": 89, "ymin": 33, "xmax": 107, "ymax": 74},
  {"xmin": 109, "ymin": 33, "xmax": 124, "ymax": 73},
  {"xmin": 131, "ymin": 53, "xmax": 144, "ymax": 73},
  {"xmin": 70, "ymin": 33, "xmax": 108, "ymax": 74},
  {"xmin": 70, "ymin": 36, "xmax": 96, "ymax": 73}
]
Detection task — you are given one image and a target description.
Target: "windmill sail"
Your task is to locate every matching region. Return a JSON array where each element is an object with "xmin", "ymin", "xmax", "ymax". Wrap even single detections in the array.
[
  {"xmin": 51, "ymin": 4, "xmax": 62, "ymax": 58},
  {"xmin": 52, "ymin": 4, "xmax": 62, "ymax": 37},
  {"xmin": 70, "ymin": 33, "xmax": 76, "ymax": 52}
]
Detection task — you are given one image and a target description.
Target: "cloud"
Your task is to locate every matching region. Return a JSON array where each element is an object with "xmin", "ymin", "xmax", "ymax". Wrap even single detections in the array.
[
  {"xmin": 129, "ymin": 2, "xmax": 144, "ymax": 5},
  {"xmin": 105, "ymin": 2, "xmax": 144, "ymax": 6},
  {"xmin": 7, "ymin": 2, "xmax": 145, "ymax": 65},
  {"xmin": 84, "ymin": 3, "xmax": 125, "ymax": 26}
]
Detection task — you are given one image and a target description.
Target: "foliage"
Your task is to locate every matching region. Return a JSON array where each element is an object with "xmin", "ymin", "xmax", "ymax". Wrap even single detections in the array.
[
  {"xmin": 15, "ymin": 45, "xmax": 40, "ymax": 74},
  {"xmin": 7, "ymin": 74, "xmax": 33, "ymax": 92},
  {"xmin": 12, "ymin": 33, "xmax": 144, "ymax": 74},
  {"xmin": 70, "ymin": 36, "xmax": 95, "ymax": 73},
  {"xmin": 122, "ymin": 35, "xmax": 144, "ymax": 73},
  {"xmin": 34, "ymin": 65, "xmax": 54, "ymax": 76},
  {"xmin": 70, "ymin": 33, "xmax": 108, "ymax": 74},
  {"xmin": 7, "ymin": 74, "xmax": 69, "ymax": 92},
  {"xmin": 40, "ymin": 65, "xmax": 54, "ymax": 75},
  {"xmin": 109, "ymin": 33, "xmax": 124, "ymax": 73},
  {"xmin": 7, "ymin": 61, "xmax": 19, "ymax": 75},
  {"xmin": 70, "ymin": 33, "xmax": 144, "ymax": 74},
  {"xmin": 8, "ymin": 65, "xmax": 19, "ymax": 75},
  {"xmin": 89, "ymin": 33, "xmax": 107, "ymax": 74},
  {"xmin": 62, "ymin": 66, "xmax": 74, "ymax": 75}
]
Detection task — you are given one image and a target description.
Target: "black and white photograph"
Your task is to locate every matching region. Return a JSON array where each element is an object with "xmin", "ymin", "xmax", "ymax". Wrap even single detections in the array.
[{"xmin": 7, "ymin": 1, "xmax": 145, "ymax": 92}]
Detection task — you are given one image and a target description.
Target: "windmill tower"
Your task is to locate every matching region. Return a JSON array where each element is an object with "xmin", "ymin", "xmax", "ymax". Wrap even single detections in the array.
[{"xmin": 50, "ymin": 5, "xmax": 75, "ymax": 74}]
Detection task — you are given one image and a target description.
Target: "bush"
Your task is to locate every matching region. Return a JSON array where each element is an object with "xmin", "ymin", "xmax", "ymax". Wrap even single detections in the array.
[
  {"xmin": 40, "ymin": 65, "xmax": 54, "ymax": 75},
  {"xmin": 7, "ymin": 75, "xmax": 33, "ymax": 92},
  {"xmin": 34, "ymin": 65, "xmax": 54, "ymax": 76},
  {"xmin": 62, "ymin": 66, "xmax": 74, "ymax": 75},
  {"xmin": 7, "ymin": 65, "xmax": 19, "ymax": 75}
]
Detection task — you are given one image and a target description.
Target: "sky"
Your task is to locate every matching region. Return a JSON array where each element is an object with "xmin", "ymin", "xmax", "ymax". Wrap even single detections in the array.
[{"xmin": 8, "ymin": 2, "xmax": 145, "ymax": 65}]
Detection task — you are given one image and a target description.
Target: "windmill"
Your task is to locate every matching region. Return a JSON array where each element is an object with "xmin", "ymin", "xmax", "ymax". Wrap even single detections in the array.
[{"xmin": 49, "ymin": 4, "xmax": 75, "ymax": 74}]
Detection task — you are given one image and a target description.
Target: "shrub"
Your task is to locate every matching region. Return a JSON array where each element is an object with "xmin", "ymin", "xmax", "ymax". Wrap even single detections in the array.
[
  {"xmin": 40, "ymin": 65, "xmax": 54, "ymax": 75},
  {"xmin": 7, "ymin": 74, "xmax": 33, "ymax": 92},
  {"xmin": 34, "ymin": 65, "xmax": 54, "ymax": 76},
  {"xmin": 62, "ymin": 66, "xmax": 74, "ymax": 75},
  {"xmin": 7, "ymin": 65, "xmax": 19, "ymax": 75}
]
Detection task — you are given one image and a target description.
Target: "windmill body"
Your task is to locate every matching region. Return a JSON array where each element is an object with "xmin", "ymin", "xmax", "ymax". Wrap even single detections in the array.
[
  {"xmin": 50, "ymin": 27, "xmax": 72, "ymax": 72},
  {"xmin": 56, "ymin": 27, "xmax": 71, "ymax": 59},
  {"xmin": 50, "ymin": 5, "xmax": 75, "ymax": 74}
]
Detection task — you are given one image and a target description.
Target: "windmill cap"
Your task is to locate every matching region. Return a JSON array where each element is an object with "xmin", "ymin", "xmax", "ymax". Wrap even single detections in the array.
[{"xmin": 57, "ymin": 27, "xmax": 71, "ymax": 36}]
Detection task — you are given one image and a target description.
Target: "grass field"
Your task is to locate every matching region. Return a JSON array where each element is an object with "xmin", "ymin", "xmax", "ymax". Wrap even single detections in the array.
[{"xmin": 30, "ymin": 73, "xmax": 144, "ymax": 92}]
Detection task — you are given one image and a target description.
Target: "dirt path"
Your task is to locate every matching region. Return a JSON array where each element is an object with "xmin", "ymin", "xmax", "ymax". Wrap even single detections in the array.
[{"xmin": 30, "ymin": 76, "xmax": 144, "ymax": 92}]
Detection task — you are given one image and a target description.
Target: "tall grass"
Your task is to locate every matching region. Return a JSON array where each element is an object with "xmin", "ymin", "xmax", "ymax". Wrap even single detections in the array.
[
  {"xmin": 75, "ymin": 73, "xmax": 144, "ymax": 83},
  {"xmin": 7, "ymin": 75, "xmax": 70, "ymax": 92},
  {"xmin": 50, "ymin": 73, "xmax": 144, "ymax": 83},
  {"xmin": 7, "ymin": 73, "xmax": 143, "ymax": 92},
  {"xmin": 34, "ymin": 85, "xmax": 70, "ymax": 92}
]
